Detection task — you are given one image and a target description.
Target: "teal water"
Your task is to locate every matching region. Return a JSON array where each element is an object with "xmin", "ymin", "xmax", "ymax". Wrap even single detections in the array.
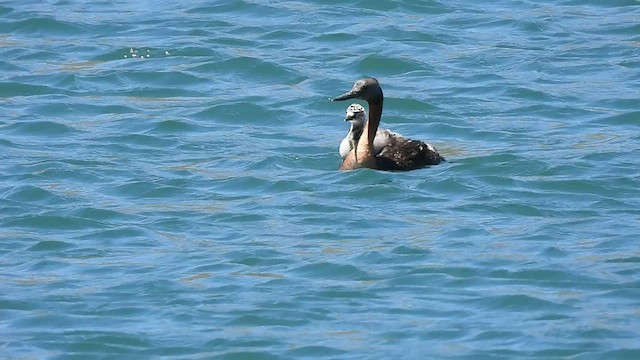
[{"xmin": 1, "ymin": 0, "xmax": 640, "ymax": 358}]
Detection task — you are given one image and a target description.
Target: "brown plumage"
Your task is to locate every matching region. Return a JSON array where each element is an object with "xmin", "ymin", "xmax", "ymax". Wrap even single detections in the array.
[
  {"xmin": 331, "ymin": 77, "xmax": 444, "ymax": 171},
  {"xmin": 376, "ymin": 137, "xmax": 444, "ymax": 171}
]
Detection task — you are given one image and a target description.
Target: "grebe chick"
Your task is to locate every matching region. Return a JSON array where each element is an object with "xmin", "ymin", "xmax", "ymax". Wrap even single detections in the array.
[
  {"xmin": 339, "ymin": 103, "xmax": 401, "ymax": 160},
  {"xmin": 332, "ymin": 77, "xmax": 445, "ymax": 171}
]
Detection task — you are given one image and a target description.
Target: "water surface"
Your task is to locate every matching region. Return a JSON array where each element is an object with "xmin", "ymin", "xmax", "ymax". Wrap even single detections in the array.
[{"xmin": 1, "ymin": 0, "xmax": 640, "ymax": 358}]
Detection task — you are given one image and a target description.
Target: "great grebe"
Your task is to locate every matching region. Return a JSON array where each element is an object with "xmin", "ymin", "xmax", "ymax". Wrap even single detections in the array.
[{"xmin": 332, "ymin": 77, "xmax": 444, "ymax": 171}]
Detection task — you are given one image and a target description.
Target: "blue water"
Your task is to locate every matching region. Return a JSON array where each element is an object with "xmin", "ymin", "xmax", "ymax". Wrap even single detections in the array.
[{"xmin": 2, "ymin": 0, "xmax": 640, "ymax": 358}]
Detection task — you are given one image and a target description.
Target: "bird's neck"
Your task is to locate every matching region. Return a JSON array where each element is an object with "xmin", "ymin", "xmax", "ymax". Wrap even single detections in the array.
[
  {"xmin": 338, "ymin": 86, "xmax": 384, "ymax": 171},
  {"xmin": 348, "ymin": 122, "xmax": 364, "ymax": 142},
  {"xmin": 355, "ymin": 95, "xmax": 383, "ymax": 169}
]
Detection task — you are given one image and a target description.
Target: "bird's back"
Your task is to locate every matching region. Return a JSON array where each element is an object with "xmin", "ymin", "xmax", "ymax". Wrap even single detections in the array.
[{"xmin": 376, "ymin": 137, "xmax": 444, "ymax": 171}]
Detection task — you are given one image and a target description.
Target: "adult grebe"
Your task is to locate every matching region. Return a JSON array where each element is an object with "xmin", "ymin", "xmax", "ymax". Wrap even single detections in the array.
[
  {"xmin": 339, "ymin": 103, "xmax": 400, "ymax": 160},
  {"xmin": 332, "ymin": 77, "xmax": 445, "ymax": 171}
]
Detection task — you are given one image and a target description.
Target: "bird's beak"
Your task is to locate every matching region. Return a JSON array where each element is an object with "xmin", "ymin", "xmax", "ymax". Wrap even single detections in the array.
[{"xmin": 331, "ymin": 90, "xmax": 357, "ymax": 102}]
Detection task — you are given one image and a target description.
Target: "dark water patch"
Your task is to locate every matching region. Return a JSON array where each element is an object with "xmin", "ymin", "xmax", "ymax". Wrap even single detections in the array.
[
  {"xmin": 215, "ymin": 351, "xmax": 282, "ymax": 360},
  {"xmin": 530, "ymin": 348, "xmax": 595, "ymax": 358},
  {"xmin": 392, "ymin": 245, "xmax": 432, "ymax": 256},
  {"xmin": 619, "ymin": 59, "xmax": 640, "ymax": 69},
  {"xmin": 400, "ymin": 1, "xmax": 453, "ymax": 15},
  {"xmin": 149, "ymin": 119, "xmax": 198, "ymax": 133},
  {"xmin": 192, "ymin": 101, "xmax": 271, "ymax": 123},
  {"xmin": 418, "ymin": 327, "xmax": 469, "ymax": 340},
  {"xmin": 383, "ymin": 97, "xmax": 437, "ymax": 117},
  {"xmin": 224, "ymin": 249, "xmax": 291, "ymax": 265},
  {"xmin": 100, "ymin": 134, "xmax": 179, "ymax": 149},
  {"xmin": 225, "ymin": 314, "xmax": 309, "ymax": 327},
  {"xmin": 471, "ymin": 329, "xmax": 523, "ymax": 342},
  {"xmin": 13, "ymin": 48, "xmax": 64, "ymax": 62},
  {"xmin": 594, "ymin": 349, "xmax": 640, "ymax": 359},
  {"xmin": 137, "ymin": 346, "xmax": 199, "ymax": 358},
  {"xmin": 418, "ymin": 176, "xmax": 476, "ymax": 198},
  {"xmin": 2, "ymin": 17, "xmax": 84, "ymax": 36},
  {"xmin": 258, "ymin": 29, "xmax": 308, "ymax": 41},
  {"xmin": 207, "ymin": 36, "xmax": 259, "ymax": 49},
  {"xmin": 143, "ymin": 186, "xmax": 188, "ymax": 199},
  {"xmin": 0, "ymin": 202, "xmax": 31, "ymax": 218},
  {"xmin": 248, "ymin": 153, "xmax": 316, "ymax": 172},
  {"xmin": 25, "ymin": 259, "xmax": 68, "ymax": 272},
  {"xmin": 5, "ymin": 120, "xmax": 78, "ymax": 136},
  {"xmin": 405, "ymin": 266, "xmax": 479, "ymax": 280},
  {"xmin": 379, "ymin": 330, "xmax": 417, "ymax": 343},
  {"xmin": 64, "ymin": 331, "xmax": 152, "ymax": 349},
  {"xmin": 206, "ymin": 212, "xmax": 269, "ymax": 224},
  {"xmin": 11, "ymin": 313, "xmax": 80, "ymax": 331},
  {"xmin": 79, "ymin": 226, "xmax": 152, "ymax": 242},
  {"xmin": 0, "ymin": 82, "xmax": 68, "ymax": 97},
  {"xmin": 120, "ymin": 70, "xmax": 209, "ymax": 88},
  {"xmin": 332, "ymin": 167, "xmax": 396, "ymax": 186},
  {"xmin": 185, "ymin": 1, "xmax": 278, "ymax": 16},
  {"xmin": 162, "ymin": 46, "xmax": 224, "ymax": 59},
  {"xmin": 503, "ymin": 87, "xmax": 556, "ymax": 102},
  {"xmin": 533, "ymin": 313, "xmax": 573, "ymax": 321},
  {"xmin": 0, "ymin": 5, "xmax": 13, "ymax": 16},
  {"xmin": 591, "ymin": 111, "xmax": 640, "ymax": 127},
  {"xmin": 350, "ymin": 0, "xmax": 400, "ymax": 11},
  {"xmin": 540, "ymin": 247, "xmax": 569, "ymax": 257},
  {"xmin": 31, "ymin": 102, "xmax": 138, "ymax": 117},
  {"xmin": 28, "ymin": 240, "xmax": 74, "ymax": 251},
  {"xmin": 116, "ymin": 87, "xmax": 204, "ymax": 98},
  {"xmin": 3, "ymin": 214, "xmax": 105, "ymax": 231},
  {"xmin": 535, "ymin": 179, "xmax": 610, "ymax": 196},
  {"xmin": 315, "ymin": 288, "xmax": 379, "ymax": 300},
  {"xmin": 599, "ymin": 286, "xmax": 640, "ymax": 301},
  {"xmin": 23, "ymin": 167, "xmax": 107, "ymax": 186},
  {"xmin": 497, "ymin": 103, "xmax": 594, "ymax": 121},
  {"xmin": 64, "ymin": 72, "xmax": 133, "ymax": 93},
  {"xmin": 493, "ymin": 202, "xmax": 545, "ymax": 217},
  {"xmin": 2, "ymin": 185, "xmax": 68, "ymax": 205},
  {"xmin": 0, "ymin": 59, "xmax": 28, "ymax": 72},
  {"xmin": 580, "ymin": 151, "xmax": 630, "ymax": 163},
  {"xmin": 487, "ymin": 268, "xmax": 593, "ymax": 285},
  {"xmin": 204, "ymin": 337, "xmax": 285, "ymax": 351},
  {"xmin": 354, "ymin": 54, "xmax": 425, "ymax": 76},
  {"xmin": 474, "ymin": 294, "xmax": 569, "ymax": 312},
  {"xmin": 311, "ymin": 32, "xmax": 360, "ymax": 43},
  {"xmin": 576, "ymin": 327, "xmax": 638, "ymax": 341},
  {"xmin": 561, "ymin": 0, "xmax": 640, "ymax": 7},
  {"xmin": 292, "ymin": 262, "xmax": 371, "ymax": 281},
  {"xmin": 109, "ymin": 180, "xmax": 188, "ymax": 200},
  {"xmin": 606, "ymin": 256, "xmax": 640, "ymax": 264},
  {"xmin": 188, "ymin": 59, "xmax": 244, "ymax": 74},
  {"xmin": 229, "ymin": 256, "xmax": 291, "ymax": 267},
  {"xmin": 517, "ymin": 18, "xmax": 553, "ymax": 34},
  {"xmin": 0, "ymin": 299, "xmax": 35, "ymax": 312},
  {"xmin": 209, "ymin": 56, "xmax": 302, "ymax": 84},
  {"xmin": 444, "ymin": 226, "xmax": 493, "ymax": 239},
  {"xmin": 594, "ymin": 98, "xmax": 640, "ymax": 111},
  {"xmin": 287, "ymin": 345, "xmax": 347, "ymax": 357},
  {"xmin": 287, "ymin": 202, "xmax": 350, "ymax": 215},
  {"xmin": 211, "ymin": 175, "xmax": 273, "ymax": 195}
]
